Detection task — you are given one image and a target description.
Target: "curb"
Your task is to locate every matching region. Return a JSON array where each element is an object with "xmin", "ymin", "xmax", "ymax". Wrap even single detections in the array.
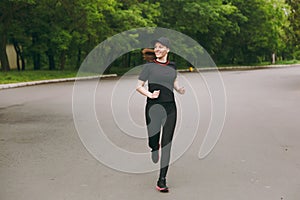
[
  {"xmin": 0, "ymin": 64, "xmax": 299, "ymax": 90},
  {"xmin": 177, "ymin": 64, "xmax": 299, "ymax": 72},
  {"xmin": 0, "ymin": 74, "xmax": 117, "ymax": 90}
]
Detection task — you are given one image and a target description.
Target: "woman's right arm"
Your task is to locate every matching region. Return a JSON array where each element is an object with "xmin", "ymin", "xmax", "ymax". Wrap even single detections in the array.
[{"xmin": 136, "ymin": 80, "xmax": 160, "ymax": 99}]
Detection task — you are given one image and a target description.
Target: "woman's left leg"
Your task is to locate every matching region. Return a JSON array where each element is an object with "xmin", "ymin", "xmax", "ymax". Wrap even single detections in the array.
[{"xmin": 159, "ymin": 102, "xmax": 177, "ymax": 179}]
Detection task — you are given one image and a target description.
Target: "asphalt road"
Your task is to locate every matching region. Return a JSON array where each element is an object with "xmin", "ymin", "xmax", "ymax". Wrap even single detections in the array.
[{"xmin": 1, "ymin": 66, "xmax": 300, "ymax": 200}]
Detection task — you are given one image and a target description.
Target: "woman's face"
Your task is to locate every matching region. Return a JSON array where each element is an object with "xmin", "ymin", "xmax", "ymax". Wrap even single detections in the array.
[{"xmin": 154, "ymin": 42, "xmax": 169, "ymax": 59}]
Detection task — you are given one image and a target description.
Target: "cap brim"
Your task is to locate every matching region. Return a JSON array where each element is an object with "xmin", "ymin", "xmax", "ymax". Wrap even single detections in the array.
[{"xmin": 151, "ymin": 39, "xmax": 169, "ymax": 48}]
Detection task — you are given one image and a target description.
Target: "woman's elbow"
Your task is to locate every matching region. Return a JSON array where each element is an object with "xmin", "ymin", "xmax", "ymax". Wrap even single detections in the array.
[{"xmin": 136, "ymin": 85, "xmax": 142, "ymax": 92}]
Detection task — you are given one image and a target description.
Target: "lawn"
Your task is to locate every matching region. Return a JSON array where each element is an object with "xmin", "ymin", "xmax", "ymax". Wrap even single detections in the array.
[
  {"xmin": 1, "ymin": 60, "xmax": 299, "ymax": 84},
  {"xmin": 0, "ymin": 70, "xmax": 81, "ymax": 84}
]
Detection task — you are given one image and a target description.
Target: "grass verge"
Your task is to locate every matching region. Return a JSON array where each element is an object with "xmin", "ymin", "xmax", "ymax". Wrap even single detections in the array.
[
  {"xmin": 0, "ymin": 70, "xmax": 83, "ymax": 84},
  {"xmin": 1, "ymin": 61, "xmax": 299, "ymax": 84}
]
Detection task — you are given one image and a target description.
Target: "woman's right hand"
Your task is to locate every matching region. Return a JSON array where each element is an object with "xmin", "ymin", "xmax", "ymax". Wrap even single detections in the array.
[
  {"xmin": 136, "ymin": 80, "xmax": 160, "ymax": 99},
  {"xmin": 150, "ymin": 90, "xmax": 160, "ymax": 99}
]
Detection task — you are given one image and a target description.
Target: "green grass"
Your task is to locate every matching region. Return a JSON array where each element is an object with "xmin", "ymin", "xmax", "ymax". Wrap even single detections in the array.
[
  {"xmin": 273, "ymin": 59, "xmax": 300, "ymax": 65},
  {"xmin": 0, "ymin": 70, "xmax": 82, "ymax": 84},
  {"xmin": 217, "ymin": 59, "xmax": 300, "ymax": 68},
  {"xmin": 0, "ymin": 67, "xmax": 138, "ymax": 84},
  {"xmin": 1, "ymin": 60, "xmax": 299, "ymax": 84}
]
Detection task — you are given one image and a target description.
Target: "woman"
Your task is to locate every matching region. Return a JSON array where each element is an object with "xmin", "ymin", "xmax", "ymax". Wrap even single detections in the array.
[{"xmin": 136, "ymin": 37, "xmax": 185, "ymax": 192}]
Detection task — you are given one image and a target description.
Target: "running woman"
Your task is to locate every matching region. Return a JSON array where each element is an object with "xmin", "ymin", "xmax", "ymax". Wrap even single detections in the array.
[{"xmin": 136, "ymin": 37, "xmax": 185, "ymax": 192}]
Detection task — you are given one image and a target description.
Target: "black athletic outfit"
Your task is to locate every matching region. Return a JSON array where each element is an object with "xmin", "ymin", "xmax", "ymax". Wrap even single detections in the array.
[{"xmin": 139, "ymin": 59, "xmax": 177, "ymax": 179}]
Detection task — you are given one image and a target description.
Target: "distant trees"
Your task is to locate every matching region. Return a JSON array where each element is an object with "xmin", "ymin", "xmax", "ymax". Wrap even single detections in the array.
[
  {"xmin": 0, "ymin": 0, "xmax": 34, "ymax": 71},
  {"xmin": 0, "ymin": 0, "xmax": 298, "ymax": 71},
  {"xmin": 286, "ymin": 0, "xmax": 300, "ymax": 59},
  {"xmin": 221, "ymin": 0, "xmax": 290, "ymax": 64},
  {"xmin": 0, "ymin": 0, "xmax": 159, "ymax": 71},
  {"xmin": 156, "ymin": 0, "xmax": 291, "ymax": 64}
]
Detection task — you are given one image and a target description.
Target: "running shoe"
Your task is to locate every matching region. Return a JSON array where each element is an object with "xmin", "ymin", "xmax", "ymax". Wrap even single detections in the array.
[{"xmin": 156, "ymin": 178, "xmax": 169, "ymax": 193}]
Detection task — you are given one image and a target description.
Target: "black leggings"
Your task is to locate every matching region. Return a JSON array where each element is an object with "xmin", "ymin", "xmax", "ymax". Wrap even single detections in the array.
[{"xmin": 145, "ymin": 102, "xmax": 177, "ymax": 179}]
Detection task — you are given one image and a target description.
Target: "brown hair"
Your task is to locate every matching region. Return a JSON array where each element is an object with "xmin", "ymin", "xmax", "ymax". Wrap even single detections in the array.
[{"xmin": 142, "ymin": 48, "xmax": 155, "ymax": 62}]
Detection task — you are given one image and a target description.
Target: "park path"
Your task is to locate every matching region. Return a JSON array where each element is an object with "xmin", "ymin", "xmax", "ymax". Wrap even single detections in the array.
[{"xmin": 0, "ymin": 66, "xmax": 300, "ymax": 200}]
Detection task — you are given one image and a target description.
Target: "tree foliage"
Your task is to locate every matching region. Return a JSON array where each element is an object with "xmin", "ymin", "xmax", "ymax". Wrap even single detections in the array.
[
  {"xmin": 286, "ymin": 0, "xmax": 300, "ymax": 59},
  {"xmin": 0, "ymin": 0, "xmax": 297, "ymax": 71}
]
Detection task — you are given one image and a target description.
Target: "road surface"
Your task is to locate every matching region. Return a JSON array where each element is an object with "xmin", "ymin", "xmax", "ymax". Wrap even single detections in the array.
[{"xmin": 0, "ymin": 66, "xmax": 300, "ymax": 200}]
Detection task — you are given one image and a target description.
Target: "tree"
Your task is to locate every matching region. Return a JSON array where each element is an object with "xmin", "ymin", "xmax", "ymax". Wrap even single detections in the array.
[
  {"xmin": 1, "ymin": 0, "xmax": 295, "ymax": 71},
  {"xmin": 103, "ymin": 0, "xmax": 160, "ymax": 70},
  {"xmin": 15, "ymin": 0, "xmax": 160, "ymax": 70},
  {"xmin": 286, "ymin": 0, "xmax": 300, "ymax": 59},
  {"xmin": 154, "ymin": 0, "xmax": 244, "ymax": 64},
  {"xmin": 0, "ymin": 0, "xmax": 35, "ymax": 71},
  {"xmin": 218, "ymin": 0, "xmax": 290, "ymax": 64}
]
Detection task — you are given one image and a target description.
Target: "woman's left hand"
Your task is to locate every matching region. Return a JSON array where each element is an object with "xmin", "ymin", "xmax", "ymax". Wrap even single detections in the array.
[{"xmin": 177, "ymin": 87, "xmax": 185, "ymax": 95}]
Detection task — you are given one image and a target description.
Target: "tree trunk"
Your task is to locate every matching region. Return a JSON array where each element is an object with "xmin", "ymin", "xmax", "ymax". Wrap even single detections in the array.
[
  {"xmin": 76, "ymin": 48, "xmax": 82, "ymax": 68},
  {"xmin": 16, "ymin": 52, "xmax": 20, "ymax": 71},
  {"xmin": 14, "ymin": 40, "xmax": 26, "ymax": 71},
  {"xmin": 47, "ymin": 49, "xmax": 55, "ymax": 70},
  {"xmin": 21, "ymin": 52, "xmax": 25, "ymax": 71},
  {"xmin": 60, "ymin": 51, "xmax": 66, "ymax": 70},
  {"xmin": 272, "ymin": 53, "xmax": 276, "ymax": 64},
  {"xmin": 0, "ymin": 33, "xmax": 10, "ymax": 71},
  {"xmin": 33, "ymin": 53, "xmax": 41, "ymax": 70},
  {"xmin": 13, "ymin": 40, "xmax": 21, "ymax": 71},
  {"xmin": 127, "ymin": 52, "xmax": 131, "ymax": 68},
  {"xmin": 32, "ymin": 34, "xmax": 40, "ymax": 70},
  {"xmin": 122, "ymin": 52, "xmax": 131, "ymax": 68},
  {"xmin": 121, "ymin": 54, "xmax": 126, "ymax": 68}
]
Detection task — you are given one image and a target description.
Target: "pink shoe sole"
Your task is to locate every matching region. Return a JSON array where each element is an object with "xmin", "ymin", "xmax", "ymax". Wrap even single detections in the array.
[{"xmin": 156, "ymin": 186, "xmax": 169, "ymax": 193}]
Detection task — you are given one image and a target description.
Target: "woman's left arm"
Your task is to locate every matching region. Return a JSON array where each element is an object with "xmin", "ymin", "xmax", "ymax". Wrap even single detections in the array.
[{"xmin": 174, "ymin": 78, "xmax": 185, "ymax": 95}]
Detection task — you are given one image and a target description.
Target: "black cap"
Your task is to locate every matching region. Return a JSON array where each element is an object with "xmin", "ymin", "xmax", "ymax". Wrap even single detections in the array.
[{"xmin": 152, "ymin": 37, "xmax": 170, "ymax": 48}]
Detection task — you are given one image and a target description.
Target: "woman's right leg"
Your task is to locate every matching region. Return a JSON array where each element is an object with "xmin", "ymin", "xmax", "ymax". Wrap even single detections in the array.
[
  {"xmin": 146, "ymin": 103, "xmax": 164, "ymax": 163},
  {"xmin": 145, "ymin": 103, "xmax": 164, "ymax": 151}
]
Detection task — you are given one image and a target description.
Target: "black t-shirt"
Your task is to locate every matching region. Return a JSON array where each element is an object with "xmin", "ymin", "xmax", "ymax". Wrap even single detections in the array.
[{"xmin": 138, "ymin": 60, "xmax": 177, "ymax": 103}]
